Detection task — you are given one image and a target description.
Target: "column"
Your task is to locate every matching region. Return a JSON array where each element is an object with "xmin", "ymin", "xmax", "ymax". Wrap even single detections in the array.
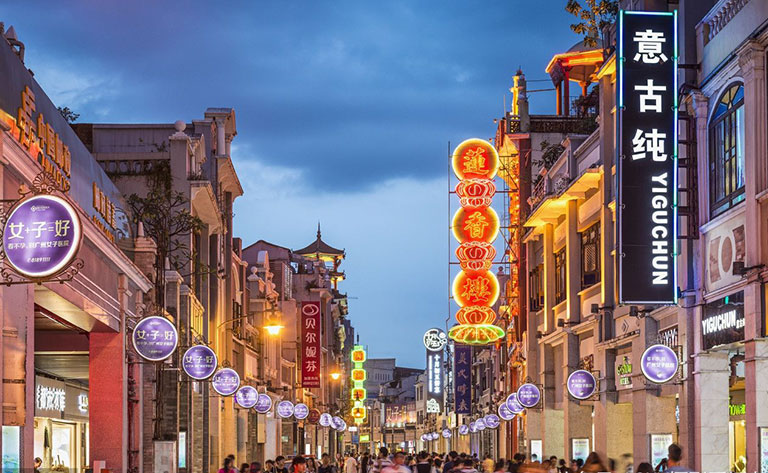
[
  {"xmin": 90, "ymin": 330, "xmax": 128, "ymax": 472},
  {"xmin": 565, "ymin": 199, "xmax": 580, "ymax": 322},
  {"xmin": 563, "ymin": 334, "xmax": 591, "ymax": 460},
  {"xmin": 692, "ymin": 350, "xmax": 729, "ymax": 472},
  {"xmin": 543, "ymin": 224, "xmax": 556, "ymax": 333},
  {"xmin": 744, "ymin": 282, "xmax": 768, "ymax": 473}
]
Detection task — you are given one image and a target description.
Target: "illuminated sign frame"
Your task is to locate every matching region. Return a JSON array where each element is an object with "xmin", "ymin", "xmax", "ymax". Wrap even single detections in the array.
[
  {"xmin": 350, "ymin": 345, "xmax": 367, "ymax": 424},
  {"xmin": 617, "ymin": 9, "xmax": 679, "ymax": 304},
  {"xmin": 449, "ymin": 138, "xmax": 504, "ymax": 345}
]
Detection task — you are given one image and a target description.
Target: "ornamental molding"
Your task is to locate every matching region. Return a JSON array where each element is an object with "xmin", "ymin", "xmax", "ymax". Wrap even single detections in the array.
[{"xmin": 700, "ymin": 0, "xmax": 750, "ymax": 42}]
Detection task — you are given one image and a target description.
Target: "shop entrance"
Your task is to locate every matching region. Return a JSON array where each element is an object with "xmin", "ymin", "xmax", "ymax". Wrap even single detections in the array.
[
  {"xmin": 33, "ymin": 306, "xmax": 90, "ymax": 473},
  {"xmin": 728, "ymin": 351, "xmax": 746, "ymax": 472}
]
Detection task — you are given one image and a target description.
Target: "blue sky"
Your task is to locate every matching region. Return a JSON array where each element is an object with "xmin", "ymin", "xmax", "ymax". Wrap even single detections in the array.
[{"xmin": 6, "ymin": 0, "xmax": 580, "ymax": 367}]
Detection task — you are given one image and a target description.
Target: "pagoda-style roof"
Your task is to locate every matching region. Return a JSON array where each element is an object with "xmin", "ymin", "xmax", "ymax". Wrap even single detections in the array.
[
  {"xmin": 295, "ymin": 223, "xmax": 345, "ymax": 262},
  {"xmin": 545, "ymin": 40, "xmax": 604, "ymax": 85}
]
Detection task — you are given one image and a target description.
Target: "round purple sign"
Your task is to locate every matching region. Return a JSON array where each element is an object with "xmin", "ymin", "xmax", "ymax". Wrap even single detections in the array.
[
  {"xmin": 484, "ymin": 414, "xmax": 500, "ymax": 429},
  {"xmin": 235, "ymin": 386, "xmax": 259, "ymax": 408},
  {"xmin": 211, "ymin": 368, "xmax": 240, "ymax": 396},
  {"xmin": 254, "ymin": 393, "xmax": 272, "ymax": 413},
  {"xmin": 294, "ymin": 403, "xmax": 309, "ymax": 419},
  {"xmin": 517, "ymin": 383, "xmax": 541, "ymax": 408},
  {"xmin": 182, "ymin": 345, "xmax": 217, "ymax": 380},
  {"xmin": 641, "ymin": 344, "xmax": 679, "ymax": 384},
  {"xmin": 458, "ymin": 425, "xmax": 469, "ymax": 435},
  {"xmin": 3, "ymin": 194, "xmax": 82, "ymax": 278},
  {"xmin": 567, "ymin": 370, "xmax": 596, "ymax": 400},
  {"xmin": 469, "ymin": 421, "xmax": 478, "ymax": 433},
  {"xmin": 475, "ymin": 418, "xmax": 486, "ymax": 430},
  {"xmin": 132, "ymin": 316, "xmax": 178, "ymax": 361},
  {"xmin": 319, "ymin": 413, "xmax": 333, "ymax": 427},
  {"xmin": 276, "ymin": 400, "xmax": 294, "ymax": 418},
  {"xmin": 442, "ymin": 428, "xmax": 452, "ymax": 438},
  {"xmin": 505, "ymin": 393, "xmax": 524, "ymax": 414},
  {"xmin": 331, "ymin": 416, "xmax": 345, "ymax": 430},
  {"xmin": 498, "ymin": 403, "xmax": 515, "ymax": 421}
]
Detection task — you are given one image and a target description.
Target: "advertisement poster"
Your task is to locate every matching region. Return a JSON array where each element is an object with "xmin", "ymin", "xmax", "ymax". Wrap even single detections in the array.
[
  {"xmin": 761, "ymin": 428, "xmax": 768, "ymax": 473},
  {"xmin": 650, "ymin": 434, "xmax": 673, "ymax": 469},
  {"xmin": 530, "ymin": 440, "xmax": 542, "ymax": 461},
  {"xmin": 572, "ymin": 439, "xmax": 589, "ymax": 463}
]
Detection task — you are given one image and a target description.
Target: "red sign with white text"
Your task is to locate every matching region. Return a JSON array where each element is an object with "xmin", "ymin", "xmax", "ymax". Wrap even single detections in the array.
[{"xmin": 301, "ymin": 301, "xmax": 321, "ymax": 388}]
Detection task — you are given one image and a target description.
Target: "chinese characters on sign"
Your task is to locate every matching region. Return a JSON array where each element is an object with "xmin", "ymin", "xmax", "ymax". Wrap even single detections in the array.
[
  {"xmin": 516, "ymin": 383, "xmax": 541, "ymax": 408},
  {"xmin": 276, "ymin": 400, "xmax": 295, "ymax": 418},
  {"xmin": 254, "ymin": 393, "xmax": 273, "ymax": 414},
  {"xmin": 425, "ymin": 328, "xmax": 445, "ymax": 414},
  {"xmin": 450, "ymin": 138, "xmax": 504, "ymax": 345},
  {"xmin": 211, "ymin": 368, "xmax": 240, "ymax": 396},
  {"xmin": 235, "ymin": 386, "xmax": 259, "ymax": 409},
  {"xmin": 301, "ymin": 301, "xmax": 321, "ymax": 388},
  {"xmin": 182, "ymin": 345, "xmax": 218, "ymax": 380},
  {"xmin": 566, "ymin": 370, "xmax": 597, "ymax": 400},
  {"xmin": 294, "ymin": 403, "xmax": 309, "ymax": 419},
  {"xmin": 2, "ymin": 194, "xmax": 81, "ymax": 279},
  {"xmin": 423, "ymin": 328, "xmax": 448, "ymax": 352},
  {"xmin": 351, "ymin": 345, "xmax": 367, "ymax": 423},
  {"xmin": 132, "ymin": 316, "xmax": 178, "ymax": 362},
  {"xmin": 453, "ymin": 343, "xmax": 471, "ymax": 415},
  {"xmin": 36, "ymin": 384, "xmax": 65, "ymax": 412},
  {"xmin": 640, "ymin": 344, "xmax": 679, "ymax": 384},
  {"xmin": 617, "ymin": 10, "xmax": 678, "ymax": 304}
]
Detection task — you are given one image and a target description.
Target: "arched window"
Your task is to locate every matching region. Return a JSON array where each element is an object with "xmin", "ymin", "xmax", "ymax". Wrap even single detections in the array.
[{"xmin": 710, "ymin": 82, "xmax": 745, "ymax": 217}]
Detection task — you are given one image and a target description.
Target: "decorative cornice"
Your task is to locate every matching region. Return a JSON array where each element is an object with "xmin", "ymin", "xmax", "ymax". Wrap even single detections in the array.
[{"xmin": 700, "ymin": 0, "xmax": 751, "ymax": 42}]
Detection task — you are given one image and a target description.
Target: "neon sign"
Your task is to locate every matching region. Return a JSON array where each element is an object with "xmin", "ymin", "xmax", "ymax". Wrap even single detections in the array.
[
  {"xmin": 350, "ymin": 345, "xmax": 367, "ymax": 424},
  {"xmin": 450, "ymin": 138, "xmax": 504, "ymax": 344}
]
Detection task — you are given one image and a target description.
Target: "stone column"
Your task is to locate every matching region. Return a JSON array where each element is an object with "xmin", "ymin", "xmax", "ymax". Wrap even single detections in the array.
[
  {"xmin": 692, "ymin": 350, "xmax": 730, "ymax": 472},
  {"xmin": 90, "ymin": 328, "xmax": 128, "ymax": 471},
  {"xmin": 563, "ymin": 333, "xmax": 591, "ymax": 460},
  {"xmin": 565, "ymin": 199, "xmax": 580, "ymax": 322},
  {"xmin": 744, "ymin": 281, "xmax": 768, "ymax": 473},
  {"xmin": 738, "ymin": 41, "xmax": 767, "ymax": 266},
  {"xmin": 543, "ymin": 224, "xmax": 556, "ymax": 333},
  {"xmin": 216, "ymin": 118, "xmax": 227, "ymax": 156}
]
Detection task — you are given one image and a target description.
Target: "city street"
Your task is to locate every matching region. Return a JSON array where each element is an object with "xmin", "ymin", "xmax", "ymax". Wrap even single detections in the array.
[{"xmin": 0, "ymin": 0, "xmax": 766, "ymax": 472}]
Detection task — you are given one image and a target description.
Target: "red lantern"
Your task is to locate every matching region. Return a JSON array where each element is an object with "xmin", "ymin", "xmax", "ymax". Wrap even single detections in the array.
[
  {"xmin": 455, "ymin": 306, "xmax": 497, "ymax": 325},
  {"xmin": 452, "ymin": 207, "xmax": 500, "ymax": 244},
  {"xmin": 452, "ymin": 270, "xmax": 500, "ymax": 307},
  {"xmin": 452, "ymin": 139, "xmax": 499, "ymax": 180}
]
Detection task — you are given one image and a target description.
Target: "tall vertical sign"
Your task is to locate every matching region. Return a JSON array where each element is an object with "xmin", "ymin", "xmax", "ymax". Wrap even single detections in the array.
[
  {"xmin": 453, "ymin": 344, "xmax": 471, "ymax": 415},
  {"xmin": 617, "ymin": 10, "xmax": 678, "ymax": 304},
  {"xmin": 450, "ymin": 138, "xmax": 505, "ymax": 344},
  {"xmin": 301, "ymin": 301, "xmax": 321, "ymax": 388},
  {"xmin": 350, "ymin": 345, "xmax": 367, "ymax": 424},
  {"xmin": 424, "ymin": 328, "xmax": 447, "ymax": 414}
]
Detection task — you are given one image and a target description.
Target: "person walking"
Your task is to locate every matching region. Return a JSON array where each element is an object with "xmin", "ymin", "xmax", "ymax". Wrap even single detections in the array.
[
  {"xmin": 482, "ymin": 455, "xmax": 494, "ymax": 473},
  {"xmin": 665, "ymin": 444, "xmax": 687, "ymax": 473},
  {"xmin": 220, "ymin": 458, "xmax": 236, "ymax": 473},
  {"xmin": 346, "ymin": 453, "xmax": 360, "ymax": 473},
  {"xmin": 361, "ymin": 453, "xmax": 371, "ymax": 473},
  {"xmin": 416, "ymin": 452, "xmax": 432, "ymax": 473},
  {"xmin": 382, "ymin": 452, "xmax": 411, "ymax": 473},
  {"xmin": 636, "ymin": 464, "xmax": 653, "ymax": 473},
  {"xmin": 494, "ymin": 460, "xmax": 507, "ymax": 473},
  {"xmin": 372, "ymin": 447, "xmax": 393, "ymax": 473},
  {"xmin": 581, "ymin": 453, "xmax": 608, "ymax": 473},
  {"xmin": 320, "ymin": 454, "xmax": 339, "ymax": 473},
  {"xmin": 444, "ymin": 452, "xmax": 458, "ymax": 473},
  {"xmin": 292, "ymin": 456, "xmax": 308, "ymax": 473}
]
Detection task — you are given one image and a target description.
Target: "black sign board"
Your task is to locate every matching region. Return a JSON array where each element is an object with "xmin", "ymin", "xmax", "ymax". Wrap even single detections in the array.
[
  {"xmin": 617, "ymin": 10, "xmax": 678, "ymax": 304},
  {"xmin": 702, "ymin": 291, "xmax": 744, "ymax": 350}
]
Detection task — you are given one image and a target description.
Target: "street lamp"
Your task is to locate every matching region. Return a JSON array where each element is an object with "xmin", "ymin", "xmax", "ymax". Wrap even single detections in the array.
[
  {"xmin": 263, "ymin": 306, "xmax": 284, "ymax": 335},
  {"xmin": 330, "ymin": 371, "xmax": 342, "ymax": 381}
]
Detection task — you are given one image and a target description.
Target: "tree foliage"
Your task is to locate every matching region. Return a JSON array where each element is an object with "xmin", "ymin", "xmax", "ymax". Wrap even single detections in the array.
[
  {"xmin": 565, "ymin": 0, "xmax": 618, "ymax": 48},
  {"xmin": 127, "ymin": 160, "xmax": 204, "ymax": 306},
  {"xmin": 57, "ymin": 106, "xmax": 79, "ymax": 124}
]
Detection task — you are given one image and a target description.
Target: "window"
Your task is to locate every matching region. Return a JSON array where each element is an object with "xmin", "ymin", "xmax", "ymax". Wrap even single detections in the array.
[
  {"xmin": 555, "ymin": 248, "xmax": 566, "ymax": 304},
  {"xmin": 529, "ymin": 264, "xmax": 544, "ymax": 311},
  {"xmin": 710, "ymin": 83, "xmax": 745, "ymax": 217},
  {"xmin": 581, "ymin": 223, "xmax": 600, "ymax": 288}
]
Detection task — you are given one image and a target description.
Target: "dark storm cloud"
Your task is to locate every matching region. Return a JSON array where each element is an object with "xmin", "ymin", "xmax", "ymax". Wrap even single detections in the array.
[{"xmin": 3, "ymin": 0, "xmax": 577, "ymax": 191}]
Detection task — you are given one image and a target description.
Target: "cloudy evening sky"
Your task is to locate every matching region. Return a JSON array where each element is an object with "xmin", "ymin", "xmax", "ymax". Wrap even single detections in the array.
[{"xmin": 5, "ymin": 1, "xmax": 579, "ymax": 367}]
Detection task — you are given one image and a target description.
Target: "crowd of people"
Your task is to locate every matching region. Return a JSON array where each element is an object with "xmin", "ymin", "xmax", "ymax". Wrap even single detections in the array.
[{"xmin": 216, "ymin": 444, "xmax": 690, "ymax": 473}]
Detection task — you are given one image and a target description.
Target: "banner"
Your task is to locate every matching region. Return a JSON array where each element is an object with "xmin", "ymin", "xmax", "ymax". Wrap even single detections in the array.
[
  {"xmin": 301, "ymin": 301, "xmax": 321, "ymax": 387},
  {"xmin": 617, "ymin": 9, "xmax": 678, "ymax": 304},
  {"xmin": 453, "ymin": 343, "xmax": 471, "ymax": 414}
]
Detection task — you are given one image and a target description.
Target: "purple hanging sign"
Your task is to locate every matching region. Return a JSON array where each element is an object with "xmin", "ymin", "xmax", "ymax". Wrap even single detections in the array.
[
  {"xmin": 640, "ymin": 344, "xmax": 679, "ymax": 384},
  {"xmin": 235, "ymin": 386, "xmax": 259, "ymax": 408},
  {"xmin": 132, "ymin": 316, "xmax": 178, "ymax": 362},
  {"xmin": 332, "ymin": 416, "xmax": 345, "ymax": 430},
  {"xmin": 211, "ymin": 368, "xmax": 240, "ymax": 396},
  {"xmin": 294, "ymin": 403, "xmax": 309, "ymax": 419},
  {"xmin": 2, "ymin": 194, "xmax": 82, "ymax": 279},
  {"xmin": 458, "ymin": 425, "xmax": 469, "ymax": 435},
  {"xmin": 442, "ymin": 428, "xmax": 452, "ymax": 438},
  {"xmin": 319, "ymin": 413, "xmax": 332, "ymax": 427},
  {"xmin": 517, "ymin": 383, "xmax": 541, "ymax": 408},
  {"xmin": 182, "ymin": 345, "xmax": 217, "ymax": 380},
  {"xmin": 254, "ymin": 393, "xmax": 272, "ymax": 413},
  {"xmin": 498, "ymin": 403, "xmax": 515, "ymax": 421},
  {"xmin": 276, "ymin": 400, "xmax": 294, "ymax": 418},
  {"xmin": 484, "ymin": 414, "xmax": 500, "ymax": 429},
  {"xmin": 567, "ymin": 370, "xmax": 597, "ymax": 400},
  {"xmin": 505, "ymin": 392, "xmax": 524, "ymax": 414}
]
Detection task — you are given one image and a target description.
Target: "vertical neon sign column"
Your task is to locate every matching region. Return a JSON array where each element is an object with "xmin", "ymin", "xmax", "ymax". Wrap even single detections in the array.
[
  {"xmin": 350, "ymin": 345, "xmax": 367, "ymax": 424},
  {"xmin": 450, "ymin": 138, "xmax": 504, "ymax": 344}
]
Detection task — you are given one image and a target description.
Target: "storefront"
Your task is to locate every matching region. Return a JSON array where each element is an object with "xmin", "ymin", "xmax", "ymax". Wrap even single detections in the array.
[{"xmin": 33, "ymin": 375, "xmax": 89, "ymax": 472}]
